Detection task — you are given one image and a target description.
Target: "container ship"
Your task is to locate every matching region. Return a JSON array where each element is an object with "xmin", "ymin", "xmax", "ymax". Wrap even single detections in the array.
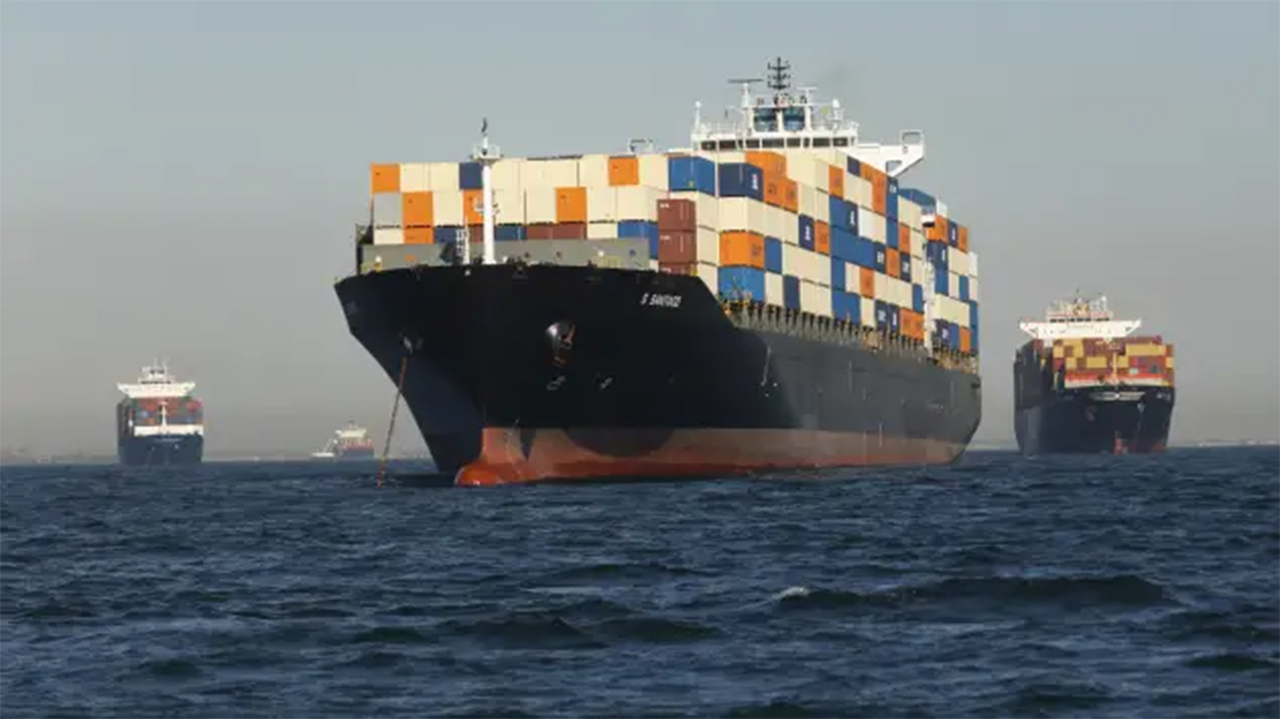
[
  {"xmin": 116, "ymin": 363, "xmax": 205, "ymax": 466},
  {"xmin": 311, "ymin": 421, "xmax": 377, "ymax": 460},
  {"xmin": 1014, "ymin": 294, "xmax": 1175, "ymax": 455},
  {"xmin": 333, "ymin": 58, "xmax": 982, "ymax": 485}
]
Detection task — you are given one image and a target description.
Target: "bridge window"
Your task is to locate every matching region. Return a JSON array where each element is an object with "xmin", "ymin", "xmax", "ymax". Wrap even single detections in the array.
[
  {"xmin": 833, "ymin": 137, "xmax": 849, "ymax": 147},
  {"xmin": 762, "ymin": 138, "xmax": 784, "ymax": 149},
  {"xmin": 813, "ymin": 138, "xmax": 831, "ymax": 148},
  {"xmin": 786, "ymin": 138, "xmax": 801, "ymax": 147}
]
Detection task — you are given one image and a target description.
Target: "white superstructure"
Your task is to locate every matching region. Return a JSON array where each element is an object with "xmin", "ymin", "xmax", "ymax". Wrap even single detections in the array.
[
  {"xmin": 118, "ymin": 362, "xmax": 204, "ymax": 437},
  {"xmin": 1019, "ymin": 294, "xmax": 1142, "ymax": 342},
  {"xmin": 311, "ymin": 421, "xmax": 375, "ymax": 459},
  {"xmin": 689, "ymin": 57, "xmax": 926, "ymax": 179}
]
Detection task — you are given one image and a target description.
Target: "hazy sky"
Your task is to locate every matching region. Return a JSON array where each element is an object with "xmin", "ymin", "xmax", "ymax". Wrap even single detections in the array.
[{"xmin": 2, "ymin": 1, "xmax": 1278, "ymax": 456}]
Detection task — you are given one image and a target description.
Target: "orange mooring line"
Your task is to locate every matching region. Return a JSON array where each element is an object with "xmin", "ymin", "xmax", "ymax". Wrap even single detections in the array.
[{"xmin": 377, "ymin": 356, "xmax": 409, "ymax": 488}]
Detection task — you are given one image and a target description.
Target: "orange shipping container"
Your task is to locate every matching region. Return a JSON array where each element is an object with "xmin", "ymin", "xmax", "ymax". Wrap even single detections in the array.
[
  {"xmin": 815, "ymin": 221, "xmax": 830, "ymax": 256},
  {"xmin": 556, "ymin": 186, "xmax": 587, "ymax": 224},
  {"xmin": 872, "ymin": 176, "xmax": 888, "ymax": 216},
  {"xmin": 746, "ymin": 150, "xmax": 786, "ymax": 177},
  {"xmin": 886, "ymin": 248, "xmax": 901, "ymax": 279},
  {"xmin": 783, "ymin": 178, "xmax": 799, "ymax": 213},
  {"xmin": 926, "ymin": 216, "xmax": 949, "ymax": 243},
  {"xmin": 719, "ymin": 231, "xmax": 765, "ymax": 269},
  {"xmin": 961, "ymin": 327, "xmax": 972, "ymax": 354},
  {"xmin": 763, "ymin": 174, "xmax": 782, "ymax": 207},
  {"xmin": 463, "ymin": 189, "xmax": 483, "ymax": 225},
  {"xmin": 402, "ymin": 191, "xmax": 434, "ymax": 227},
  {"xmin": 828, "ymin": 165, "xmax": 845, "ymax": 199},
  {"xmin": 608, "ymin": 156, "xmax": 639, "ymax": 186},
  {"xmin": 898, "ymin": 223, "xmax": 912, "ymax": 254},
  {"xmin": 860, "ymin": 163, "xmax": 883, "ymax": 185},
  {"xmin": 370, "ymin": 163, "xmax": 400, "ymax": 195},
  {"xmin": 957, "ymin": 225, "xmax": 969, "ymax": 253},
  {"xmin": 859, "ymin": 267, "xmax": 875, "ymax": 298},
  {"xmin": 404, "ymin": 226, "xmax": 434, "ymax": 245}
]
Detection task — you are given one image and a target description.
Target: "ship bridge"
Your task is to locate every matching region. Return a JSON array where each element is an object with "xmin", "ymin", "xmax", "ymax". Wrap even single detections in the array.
[
  {"xmin": 689, "ymin": 57, "xmax": 925, "ymax": 178},
  {"xmin": 1019, "ymin": 295, "xmax": 1142, "ymax": 342},
  {"xmin": 117, "ymin": 362, "xmax": 196, "ymax": 400}
]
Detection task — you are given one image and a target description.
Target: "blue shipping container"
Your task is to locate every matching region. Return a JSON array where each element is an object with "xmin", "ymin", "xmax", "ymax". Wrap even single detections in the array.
[
  {"xmin": 948, "ymin": 222, "xmax": 959, "ymax": 247},
  {"xmin": 888, "ymin": 176, "xmax": 899, "ymax": 197},
  {"xmin": 783, "ymin": 275, "xmax": 801, "ymax": 310},
  {"xmin": 718, "ymin": 163, "xmax": 763, "ymax": 200},
  {"xmin": 830, "ymin": 257, "xmax": 847, "ymax": 291},
  {"xmin": 971, "ymin": 328, "xmax": 980, "ymax": 355},
  {"xmin": 959, "ymin": 275, "xmax": 970, "ymax": 302},
  {"xmin": 886, "ymin": 190, "xmax": 898, "ymax": 222},
  {"xmin": 888, "ymin": 304, "xmax": 902, "ymax": 335},
  {"xmin": 874, "ymin": 300, "xmax": 890, "ymax": 330},
  {"xmin": 900, "ymin": 188, "xmax": 936, "ymax": 212},
  {"xmin": 459, "ymin": 162, "xmax": 483, "ymax": 190},
  {"xmin": 829, "ymin": 196, "xmax": 859, "ymax": 234},
  {"xmin": 900, "ymin": 253, "xmax": 912, "ymax": 283},
  {"xmin": 912, "ymin": 284, "xmax": 925, "ymax": 313},
  {"xmin": 936, "ymin": 319, "xmax": 953, "ymax": 347},
  {"xmin": 926, "ymin": 242, "xmax": 948, "ymax": 265},
  {"xmin": 934, "ymin": 269, "xmax": 949, "ymax": 296},
  {"xmin": 969, "ymin": 300, "xmax": 980, "ymax": 330},
  {"xmin": 618, "ymin": 220, "xmax": 659, "ymax": 259},
  {"xmin": 833, "ymin": 291, "xmax": 861, "ymax": 324},
  {"xmin": 798, "ymin": 215, "xmax": 815, "ymax": 250},
  {"xmin": 846, "ymin": 157, "xmax": 862, "ymax": 178},
  {"xmin": 831, "ymin": 226, "xmax": 857, "ymax": 262},
  {"xmin": 852, "ymin": 235, "xmax": 876, "ymax": 269},
  {"xmin": 495, "ymin": 224, "xmax": 525, "ymax": 241},
  {"xmin": 435, "ymin": 226, "xmax": 463, "ymax": 245},
  {"xmin": 886, "ymin": 220, "xmax": 899, "ymax": 250},
  {"xmin": 669, "ymin": 156, "xmax": 717, "ymax": 195},
  {"xmin": 719, "ymin": 267, "xmax": 766, "ymax": 303},
  {"xmin": 873, "ymin": 243, "xmax": 888, "ymax": 273},
  {"xmin": 764, "ymin": 236, "xmax": 783, "ymax": 273}
]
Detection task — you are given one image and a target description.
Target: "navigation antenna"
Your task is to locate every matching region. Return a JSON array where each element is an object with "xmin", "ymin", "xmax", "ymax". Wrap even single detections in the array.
[
  {"xmin": 471, "ymin": 117, "xmax": 502, "ymax": 266},
  {"xmin": 766, "ymin": 56, "xmax": 792, "ymax": 93}
]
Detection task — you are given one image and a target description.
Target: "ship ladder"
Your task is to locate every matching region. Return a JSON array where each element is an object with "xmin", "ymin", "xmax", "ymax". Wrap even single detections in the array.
[{"xmin": 377, "ymin": 356, "xmax": 410, "ymax": 488}]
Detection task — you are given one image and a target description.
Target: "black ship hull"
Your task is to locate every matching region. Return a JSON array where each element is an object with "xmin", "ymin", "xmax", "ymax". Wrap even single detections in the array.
[
  {"xmin": 1015, "ymin": 387, "xmax": 1174, "ymax": 455},
  {"xmin": 117, "ymin": 434, "xmax": 204, "ymax": 466},
  {"xmin": 334, "ymin": 263, "xmax": 982, "ymax": 485}
]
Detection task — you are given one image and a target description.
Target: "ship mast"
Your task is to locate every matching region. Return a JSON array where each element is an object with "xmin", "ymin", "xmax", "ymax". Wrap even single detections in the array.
[{"xmin": 471, "ymin": 117, "xmax": 502, "ymax": 266}]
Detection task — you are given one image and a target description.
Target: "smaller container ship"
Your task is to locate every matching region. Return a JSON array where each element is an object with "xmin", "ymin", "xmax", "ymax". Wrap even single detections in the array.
[
  {"xmin": 116, "ymin": 362, "xmax": 205, "ymax": 466},
  {"xmin": 311, "ymin": 421, "xmax": 377, "ymax": 460},
  {"xmin": 1014, "ymin": 294, "xmax": 1175, "ymax": 455}
]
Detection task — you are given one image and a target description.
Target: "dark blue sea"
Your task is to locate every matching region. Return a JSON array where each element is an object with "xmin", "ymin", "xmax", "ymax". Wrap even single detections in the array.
[{"xmin": 2, "ymin": 447, "xmax": 1277, "ymax": 718}]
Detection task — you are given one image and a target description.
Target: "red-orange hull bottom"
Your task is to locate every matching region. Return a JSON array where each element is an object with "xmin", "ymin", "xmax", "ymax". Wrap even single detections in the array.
[{"xmin": 453, "ymin": 428, "xmax": 968, "ymax": 486}]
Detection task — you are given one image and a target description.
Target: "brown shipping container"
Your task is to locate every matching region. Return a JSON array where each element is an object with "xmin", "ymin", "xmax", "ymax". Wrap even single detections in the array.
[
  {"xmin": 859, "ymin": 267, "xmax": 875, "ymax": 297},
  {"xmin": 658, "ymin": 261, "xmax": 697, "ymax": 276},
  {"xmin": 783, "ymin": 178, "xmax": 799, "ymax": 213},
  {"xmin": 887, "ymin": 248, "xmax": 901, "ymax": 279},
  {"xmin": 657, "ymin": 198, "xmax": 696, "ymax": 231},
  {"xmin": 526, "ymin": 224, "xmax": 556, "ymax": 240},
  {"xmin": 899, "ymin": 223, "xmax": 911, "ymax": 254},
  {"xmin": 658, "ymin": 231, "xmax": 697, "ymax": 264},
  {"xmin": 549, "ymin": 222, "xmax": 587, "ymax": 240},
  {"xmin": 828, "ymin": 164, "xmax": 845, "ymax": 199}
]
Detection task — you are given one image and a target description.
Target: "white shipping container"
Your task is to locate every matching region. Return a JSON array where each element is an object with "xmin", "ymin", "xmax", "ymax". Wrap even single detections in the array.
[
  {"xmin": 861, "ymin": 296, "xmax": 877, "ymax": 328},
  {"xmin": 968, "ymin": 251, "xmax": 979, "ymax": 278},
  {"xmin": 766, "ymin": 205, "xmax": 792, "ymax": 243},
  {"xmin": 765, "ymin": 271, "xmax": 784, "ymax": 306},
  {"xmin": 801, "ymin": 280, "xmax": 833, "ymax": 318},
  {"xmin": 432, "ymin": 190, "xmax": 464, "ymax": 226},
  {"xmin": 849, "ymin": 173, "xmax": 870, "ymax": 208},
  {"xmin": 428, "ymin": 162, "xmax": 460, "ymax": 192},
  {"xmin": 579, "ymin": 154, "xmax": 610, "ymax": 188},
  {"xmin": 696, "ymin": 227, "xmax": 719, "ymax": 264},
  {"xmin": 650, "ymin": 259, "xmax": 661, "ymax": 271},
  {"xmin": 588, "ymin": 222, "xmax": 618, "ymax": 239},
  {"xmin": 523, "ymin": 159, "xmax": 579, "ymax": 188},
  {"xmin": 372, "ymin": 192, "xmax": 402, "ymax": 227},
  {"xmin": 969, "ymin": 277, "xmax": 981, "ymax": 302},
  {"xmin": 899, "ymin": 197, "xmax": 922, "ymax": 231},
  {"xmin": 616, "ymin": 186, "xmax": 662, "ymax": 221},
  {"xmin": 950, "ymin": 249, "xmax": 970, "ymax": 277},
  {"xmin": 845, "ymin": 261, "xmax": 859, "ymax": 293},
  {"xmin": 587, "ymin": 187, "xmax": 617, "ymax": 223},
  {"xmin": 893, "ymin": 277, "xmax": 913, "ymax": 309},
  {"xmin": 799, "ymin": 185, "xmax": 820, "ymax": 221},
  {"xmin": 778, "ymin": 205, "xmax": 799, "ymax": 245},
  {"xmin": 874, "ymin": 271, "xmax": 891, "ymax": 302},
  {"xmin": 719, "ymin": 197, "xmax": 766, "ymax": 234},
  {"xmin": 711, "ymin": 150, "xmax": 746, "ymax": 165},
  {"xmin": 638, "ymin": 154, "xmax": 670, "ymax": 191},
  {"xmin": 910, "ymin": 230, "xmax": 926, "ymax": 260},
  {"xmin": 494, "ymin": 189, "xmax": 525, "ymax": 225},
  {"xmin": 399, "ymin": 163, "xmax": 429, "ymax": 193},
  {"xmin": 491, "ymin": 158, "xmax": 524, "ymax": 192},
  {"xmin": 948, "ymin": 271, "xmax": 962, "ymax": 300},
  {"xmin": 863, "ymin": 209, "xmax": 886, "ymax": 244},
  {"xmin": 694, "ymin": 261, "xmax": 718, "ymax": 297},
  {"xmin": 373, "ymin": 227, "xmax": 404, "ymax": 245},
  {"xmin": 781, "ymin": 243, "xmax": 821, "ymax": 280},
  {"xmin": 524, "ymin": 188, "xmax": 556, "ymax": 224}
]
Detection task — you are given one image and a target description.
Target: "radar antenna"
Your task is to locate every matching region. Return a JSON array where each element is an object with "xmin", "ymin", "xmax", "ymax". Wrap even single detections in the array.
[{"xmin": 766, "ymin": 56, "xmax": 792, "ymax": 93}]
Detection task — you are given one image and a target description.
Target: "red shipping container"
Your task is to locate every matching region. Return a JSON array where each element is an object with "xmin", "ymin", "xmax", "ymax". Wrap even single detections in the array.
[
  {"xmin": 658, "ymin": 230, "xmax": 696, "ymax": 264},
  {"xmin": 526, "ymin": 224, "xmax": 555, "ymax": 240},
  {"xmin": 657, "ymin": 199, "xmax": 696, "ymax": 231},
  {"xmin": 537, "ymin": 223, "xmax": 586, "ymax": 240}
]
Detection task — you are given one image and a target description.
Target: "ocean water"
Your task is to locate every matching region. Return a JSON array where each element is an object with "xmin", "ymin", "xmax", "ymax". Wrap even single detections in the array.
[{"xmin": 2, "ymin": 446, "xmax": 1277, "ymax": 718}]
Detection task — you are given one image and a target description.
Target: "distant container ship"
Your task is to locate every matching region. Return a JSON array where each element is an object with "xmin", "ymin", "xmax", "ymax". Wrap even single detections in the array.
[
  {"xmin": 311, "ymin": 422, "xmax": 377, "ymax": 460},
  {"xmin": 333, "ymin": 58, "xmax": 982, "ymax": 485},
  {"xmin": 116, "ymin": 363, "xmax": 205, "ymax": 466},
  {"xmin": 1014, "ymin": 295, "xmax": 1175, "ymax": 455}
]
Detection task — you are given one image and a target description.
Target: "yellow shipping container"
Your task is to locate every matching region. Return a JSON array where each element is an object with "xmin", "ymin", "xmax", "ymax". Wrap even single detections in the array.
[
  {"xmin": 1125, "ymin": 343, "xmax": 1166, "ymax": 357},
  {"xmin": 1085, "ymin": 356, "xmax": 1109, "ymax": 370}
]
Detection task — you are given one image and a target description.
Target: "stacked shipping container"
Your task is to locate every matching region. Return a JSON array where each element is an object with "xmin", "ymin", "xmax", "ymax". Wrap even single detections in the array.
[
  {"xmin": 1034, "ymin": 336, "xmax": 1176, "ymax": 386},
  {"xmin": 366, "ymin": 148, "xmax": 980, "ymax": 357}
]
